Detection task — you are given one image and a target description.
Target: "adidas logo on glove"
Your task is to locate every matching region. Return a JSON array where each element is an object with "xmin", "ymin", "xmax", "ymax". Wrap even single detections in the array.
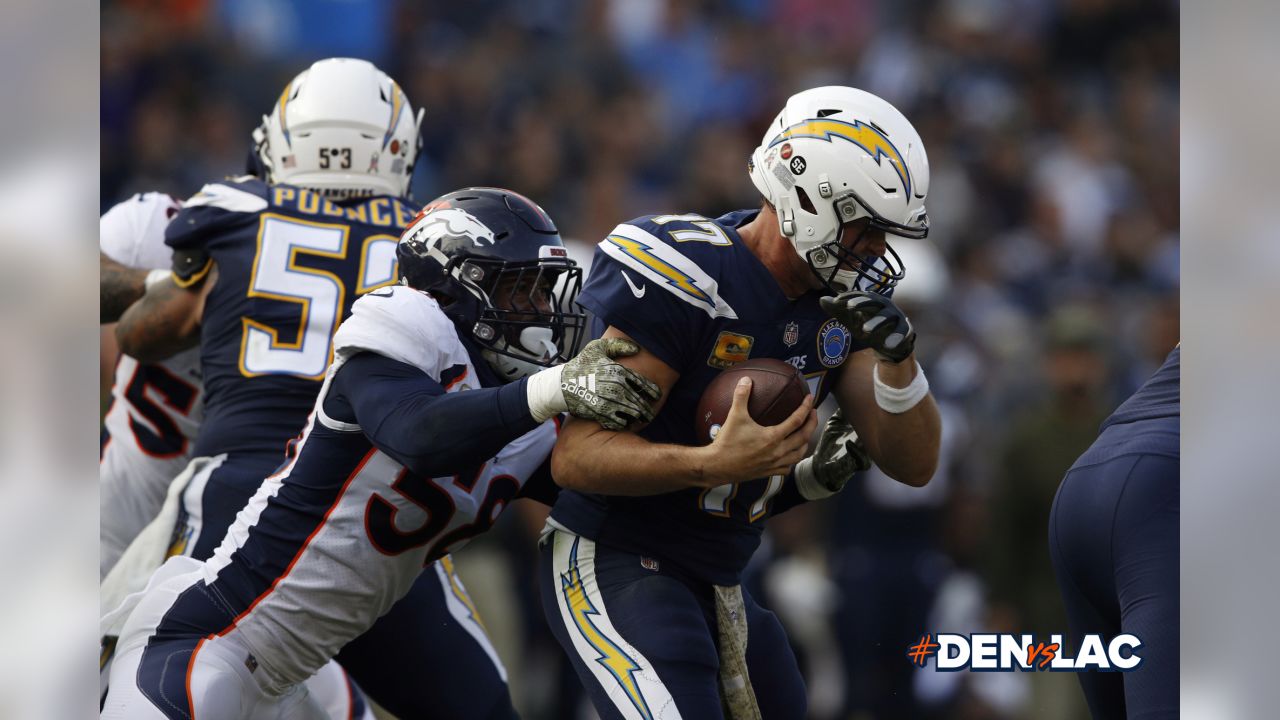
[{"xmin": 561, "ymin": 374, "xmax": 601, "ymax": 407}]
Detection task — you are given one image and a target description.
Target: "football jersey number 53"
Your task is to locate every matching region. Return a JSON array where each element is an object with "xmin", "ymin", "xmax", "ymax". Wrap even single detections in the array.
[{"xmin": 240, "ymin": 215, "xmax": 398, "ymax": 379}]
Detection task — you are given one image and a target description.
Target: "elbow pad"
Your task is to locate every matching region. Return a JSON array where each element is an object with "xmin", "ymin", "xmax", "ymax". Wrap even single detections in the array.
[{"xmin": 171, "ymin": 247, "xmax": 212, "ymax": 287}]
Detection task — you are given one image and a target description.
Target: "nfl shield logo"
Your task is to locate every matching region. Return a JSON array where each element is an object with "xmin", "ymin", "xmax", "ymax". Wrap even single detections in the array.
[{"xmin": 783, "ymin": 321, "xmax": 800, "ymax": 347}]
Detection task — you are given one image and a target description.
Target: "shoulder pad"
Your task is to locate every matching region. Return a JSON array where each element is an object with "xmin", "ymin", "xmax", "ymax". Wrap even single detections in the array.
[
  {"xmin": 332, "ymin": 285, "xmax": 470, "ymax": 379},
  {"xmin": 182, "ymin": 178, "xmax": 269, "ymax": 214},
  {"xmin": 166, "ymin": 179, "xmax": 267, "ymax": 255},
  {"xmin": 99, "ymin": 192, "xmax": 180, "ymax": 269},
  {"xmin": 596, "ymin": 218, "xmax": 737, "ymax": 319}
]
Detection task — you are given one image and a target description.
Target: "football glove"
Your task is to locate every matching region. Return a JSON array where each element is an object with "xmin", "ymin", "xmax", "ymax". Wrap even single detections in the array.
[
  {"xmin": 794, "ymin": 409, "xmax": 871, "ymax": 500},
  {"xmin": 819, "ymin": 290, "xmax": 916, "ymax": 364},
  {"xmin": 558, "ymin": 338, "xmax": 662, "ymax": 431}
]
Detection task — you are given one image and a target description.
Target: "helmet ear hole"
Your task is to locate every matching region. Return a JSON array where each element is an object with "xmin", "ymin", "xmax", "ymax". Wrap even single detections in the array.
[{"xmin": 795, "ymin": 185, "xmax": 817, "ymax": 215}]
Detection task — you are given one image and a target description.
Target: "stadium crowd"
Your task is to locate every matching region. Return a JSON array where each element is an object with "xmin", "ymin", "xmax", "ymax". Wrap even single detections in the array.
[{"xmin": 101, "ymin": 0, "xmax": 1178, "ymax": 718}]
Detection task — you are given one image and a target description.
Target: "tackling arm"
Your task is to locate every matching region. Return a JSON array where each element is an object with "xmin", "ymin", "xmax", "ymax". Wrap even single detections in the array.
[
  {"xmin": 328, "ymin": 352, "xmax": 543, "ymax": 478},
  {"xmin": 115, "ymin": 266, "xmax": 214, "ymax": 363},
  {"xmin": 100, "ymin": 252, "xmax": 149, "ymax": 324},
  {"xmin": 551, "ymin": 327, "xmax": 816, "ymax": 495},
  {"xmin": 833, "ymin": 349, "xmax": 940, "ymax": 487}
]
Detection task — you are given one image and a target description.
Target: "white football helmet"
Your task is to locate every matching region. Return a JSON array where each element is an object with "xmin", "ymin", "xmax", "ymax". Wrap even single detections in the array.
[
  {"xmin": 254, "ymin": 58, "xmax": 423, "ymax": 199},
  {"xmin": 749, "ymin": 86, "xmax": 930, "ymax": 294}
]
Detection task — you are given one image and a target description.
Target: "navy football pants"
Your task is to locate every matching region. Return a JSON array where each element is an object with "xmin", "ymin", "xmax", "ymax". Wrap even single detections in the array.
[
  {"xmin": 540, "ymin": 529, "xmax": 806, "ymax": 720},
  {"xmin": 181, "ymin": 452, "xmax": 518, "ymax": 720},
  {"xmin": 1049, "ymin": 428, "xmax": 1178, "ymax": 720}
]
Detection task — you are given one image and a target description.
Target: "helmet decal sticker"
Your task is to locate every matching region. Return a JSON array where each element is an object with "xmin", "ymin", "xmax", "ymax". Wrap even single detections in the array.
[
  {"xmin": 770, "ymin": 118, "xmax": 911, "ymax": 199},
  {"xmin": 277, "ymin": 81, "xmax": 293, "ymax": 148},
  {"xmin": 405, "ymin": 208, "xmax": 495, "ymax": 247},
  {"xmin": 382, "ymin": 81, "xmax": 406, "ymax": 149},
  {"xmin": 770, "ymin": 161, "xmax": 795, "ymax": 189}
]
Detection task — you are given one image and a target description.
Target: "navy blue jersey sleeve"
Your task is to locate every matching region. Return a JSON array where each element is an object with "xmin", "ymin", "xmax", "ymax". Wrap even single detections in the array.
[
  {"xmin": 517, "ymin": 455, "xmax": 560, "ymax": 506},
  {"xmin": 576, "ymin": 221, "xmax": 735, "ymax": 371},
  {"xmin": 165, "ymin": 177, "xmax": 268, "ymax": 283},
  {"xmin": 324, "ymin": 352, "xmax": 539, "ymax": 477},
  {"xmin": 767, "ymin": 469, "xmax": 809, "ymax": 516}
]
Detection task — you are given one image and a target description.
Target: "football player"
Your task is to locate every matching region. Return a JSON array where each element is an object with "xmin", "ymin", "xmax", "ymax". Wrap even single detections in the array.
[
  {"xmin": 108, "ymin": 59, "xmax": 531, "ymax": 718},
  {"xmin": 99, "ymin": 192, "xmax": 376, "ymax": 720},
  {"xmin": 100, "ymin": 189, "xmax": 661, "ymax": 719},
  {"xmin": 1050, "ymin": 345, "xmax": 1179, "ymax": 718},
  {"xmin": 539, "ymin": 86, "xmax": 943, "ymax": 719},
  {"xmin": 100, "ymin": 192, "xmax": 202, "ymax": 579}
]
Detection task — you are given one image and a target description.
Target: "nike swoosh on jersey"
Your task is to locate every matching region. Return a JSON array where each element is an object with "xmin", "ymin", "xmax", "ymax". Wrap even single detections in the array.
[{"xmin": 620, "ymin": 270, "xmax": 646, "ymax": 299}]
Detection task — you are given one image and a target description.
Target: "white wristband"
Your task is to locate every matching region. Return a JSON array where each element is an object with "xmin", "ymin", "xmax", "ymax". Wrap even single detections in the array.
[
  {"xmin": 525, "ymin": 364, "xmax": 566, "ymax": 422},
  {"xmin": 873, "ymin": 361, "xmax": 929, "ymax": 414},
  {"xmin": 144, "ymin": 269, "xmax": 171, "ymax": 290}
]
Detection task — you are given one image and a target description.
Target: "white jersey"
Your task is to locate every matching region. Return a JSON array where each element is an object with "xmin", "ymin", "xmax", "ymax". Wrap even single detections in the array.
[
  {"xmin": 100, "ymin": 192, "xmax": 204, "ymax": 577},
  {"xmin": 189, "ymin": 286, "xmax": 555, "ymax": 691}
]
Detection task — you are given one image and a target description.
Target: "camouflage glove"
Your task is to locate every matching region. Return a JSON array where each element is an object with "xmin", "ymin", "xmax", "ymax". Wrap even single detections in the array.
[
  {"xmin": 556, "ymin": 338, "xmax": 662, "ymax": 431},
  {"xmin": 819, "ymin": 290, "xmax": 916, "ymax": 364},
  {"xmin": 793, "ymin": 409, "xmax": 871, "ymax": 500}
]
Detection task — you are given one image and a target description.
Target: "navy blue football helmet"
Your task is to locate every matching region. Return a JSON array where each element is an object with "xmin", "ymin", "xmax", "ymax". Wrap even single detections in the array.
[{"xmin": 397, "ymin": 188, "xmax": 586, "ymax": 382}]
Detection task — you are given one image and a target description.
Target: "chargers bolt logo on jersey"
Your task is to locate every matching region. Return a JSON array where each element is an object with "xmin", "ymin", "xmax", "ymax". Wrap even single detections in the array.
[
  {"xmin": 606, "ymin": 235, "xmax": 713, "ymax": 307},
  {"xmin": 708, "ymin": 331, "xmax": 754, "ymax": 369},
  {"xmin": 817, "ymin": 318, "xmax": 851, "ymax": 368}
]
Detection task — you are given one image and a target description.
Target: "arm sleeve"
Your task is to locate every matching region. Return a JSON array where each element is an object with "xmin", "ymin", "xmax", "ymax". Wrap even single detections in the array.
[{"xmin": 325, "ymin": 352, "xmax": 541, "ymax": 478}]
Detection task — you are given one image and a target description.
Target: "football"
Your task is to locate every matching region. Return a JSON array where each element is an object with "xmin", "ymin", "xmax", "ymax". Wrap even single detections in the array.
[{"xmin": 694, "ymin": 359, "xmax": 809, "ymax": 444}]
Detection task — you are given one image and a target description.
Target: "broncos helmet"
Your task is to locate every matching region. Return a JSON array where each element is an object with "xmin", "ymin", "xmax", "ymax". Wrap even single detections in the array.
[
  {"xmin": 397, "ymin": 188, "xmax": 586, "ymax": 382},
  {"xmin": 749, "ymin": 86, "xmax": 931, "ymax": 294}
]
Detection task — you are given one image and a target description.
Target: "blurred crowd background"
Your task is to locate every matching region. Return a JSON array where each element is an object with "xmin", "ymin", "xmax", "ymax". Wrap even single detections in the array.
[{"xmin": 101, "ymin": 0, "xmax": 1179, "ymax": 718}]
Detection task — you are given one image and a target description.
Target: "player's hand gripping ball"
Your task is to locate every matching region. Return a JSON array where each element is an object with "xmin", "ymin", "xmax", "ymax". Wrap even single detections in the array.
[
  {"xmin": 695, "ymin": 359, "xmax": 809, "ymax": 444},
  {"xmin": 560, "ymin": 337, "xmax": 662, "ymax": 431},
  {"xmin": 819, "ymin": 290, "xmax": 916, "ymax": 364}
]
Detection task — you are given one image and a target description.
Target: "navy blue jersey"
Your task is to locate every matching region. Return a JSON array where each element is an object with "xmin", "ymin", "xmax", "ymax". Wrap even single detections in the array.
[
  {"xmin": 165, "ymin": 177, "xmax": 418, "ymax": 458},
  {"xmin": 1102, "ymin": 344, "xmax": 1180, "ymax": 430},
  {"xmin": 550, "ymin": 210, "xmax": 875, "ymax": 585}
]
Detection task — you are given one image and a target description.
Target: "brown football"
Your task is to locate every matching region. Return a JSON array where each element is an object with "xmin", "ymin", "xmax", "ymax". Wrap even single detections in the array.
[{"xmin": 694, "ymin": 359, "xmax": 809, "ymax": 444}]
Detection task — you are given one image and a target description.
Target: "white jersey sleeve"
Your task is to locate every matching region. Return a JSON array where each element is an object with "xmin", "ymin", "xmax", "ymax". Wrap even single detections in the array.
[
  {"xmin": 99, "ymin": 192, "xmax": 181, "ymax": 270},
  {"xmin": 331, "ymin": 284, "xmax": 474, "ymax": 382},
  {"xmin": 100, "ymin": 190, "xmax": 203, "ymax": 579}
]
